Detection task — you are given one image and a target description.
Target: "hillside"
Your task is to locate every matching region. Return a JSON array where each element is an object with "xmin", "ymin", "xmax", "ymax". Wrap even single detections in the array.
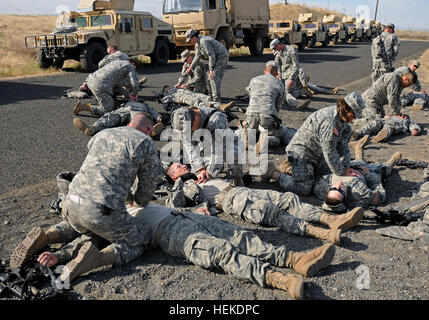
[{"xmin": 269, "ymin": 3, "xmax": 346, "ymax": 21}]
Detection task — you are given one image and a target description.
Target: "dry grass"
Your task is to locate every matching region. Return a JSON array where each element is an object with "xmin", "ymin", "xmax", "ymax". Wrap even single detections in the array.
[
  {"xmin": 269, "ymin": 3, "xmax": 345, "ymax": 21},
  {"xmin": 396, "ymin": 30, "xmax": 429, "ymax": 41},
  {"xmin": 418, "ymin": 48, "xmax": 429, "ymax": 85}
]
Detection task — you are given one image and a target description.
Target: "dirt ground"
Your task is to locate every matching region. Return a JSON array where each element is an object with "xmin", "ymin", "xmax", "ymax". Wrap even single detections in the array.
[{"xmin": 0, "ymin": 49, "xmax": 428, "ymax": 302}]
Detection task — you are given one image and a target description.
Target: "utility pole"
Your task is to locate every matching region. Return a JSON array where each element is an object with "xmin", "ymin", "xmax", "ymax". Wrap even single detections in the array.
[{"xmin": 374, "ymin": 0, "xmax": 379, "ymax": 21}]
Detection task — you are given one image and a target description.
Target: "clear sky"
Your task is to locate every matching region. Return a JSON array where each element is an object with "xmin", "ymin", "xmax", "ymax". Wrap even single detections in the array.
[{"xmin": 0, "ymin": 0, "xmax": 428, "ymax": 30}]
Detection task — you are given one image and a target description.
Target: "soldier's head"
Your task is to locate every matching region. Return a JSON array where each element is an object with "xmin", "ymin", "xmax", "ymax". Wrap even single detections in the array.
[
  {"xmin": 269, "ymin": 38, "xmax": 284, "ymax": 52},
  {"xmin": 401, "ymin": 72, "xmax": 416, "ymax": 87},
  {"xmin": 185, "ymin": 29, "xmax": 199, "ymax": 45},
  {"xmin": 345, "ymin": 92, "xmax": 366, "ymax": 119},
  {"xmin": 181, "ymin": 49, "xmax": 195, "ymax": 64},
  {"xmin": 128, "ymin": 112, "xmax": 154, "ymax": 136},
  {"xmin": 264, "ymin": 62, "xmax": 279, "ymax": 77},
  {"xmin": 337, "ymin": 97, "xmax": 356, "ymax": 123},
  {"xmin": 167, "ymin": 163, "xmax": 190, "ymax": 181},
  {"xmin": 409, "ymin": 60, "xmax": 420, "ymax": 72},
  {"xmin": 385, "ymin": 23, "xmax": 395, "ymax": 33},
  {"xmin": 172, "ymin": 107, "xmax": 200, "ymax": 133},
  {"xmin": 324, "ymin": 181, "xmax": 347, "ymax": 212},
  {"xmin": 107, "ymin": 45, "xmax": 118, "ymax": 54}
]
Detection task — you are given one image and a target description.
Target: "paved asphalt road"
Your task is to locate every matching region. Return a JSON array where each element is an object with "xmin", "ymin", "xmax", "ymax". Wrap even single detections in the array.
[{"xmin": 0, "ymin": 40, "xmax": 428, "ymax": 194}]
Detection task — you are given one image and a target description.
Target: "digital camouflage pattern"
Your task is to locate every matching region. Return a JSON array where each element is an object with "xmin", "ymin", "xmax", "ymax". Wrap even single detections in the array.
[
  {"xmin": 246, "ymin": 73, "xmax": 285, "ymax": 116},
  {"xmin": 362, "ymin": 72, "xmax": 404, "ymax": 120},
  {"xmin": 179, "ymin": 60, "xmax": 208, "ymax": 94},
  {"xmin": 355, "ymin": 116, "xmax": 422, "ymax": 141},
  {"xmin": 371, "ymin": 31, "xmax": 400, "ymax": 83},
  {"xmin": 191, "ymin": 36, "xmax": 229, "ymax": 101},
  {"xmin": 86, "ymin": 60, "xmax": 139, "ymax": 117},
  {"xmin": 274, "ymin": 45, "xmax": 300, "ymax": 83},
  {"xmin": 401, "ymin": 92, "xmax": 429, "ymax": 109},
  {"xmin": 90, "ymin": 102, "xmax": 162, "ymax": 134},
  {"xmin": 395, "ymin": 65, "xmax": 422, "ymax": 92},
  {"xmin": 98, "ymin": 51, "xmax": 129, "ymax": 69},
  {"xmin": 162, "ymin": 88, "xmax": 224, "ymax": 111}
]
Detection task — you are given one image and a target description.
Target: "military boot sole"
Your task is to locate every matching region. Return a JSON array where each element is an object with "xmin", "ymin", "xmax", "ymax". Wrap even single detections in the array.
[
  {"xmin": 411, "ymin": 105, "xmax": 424, "ymax": 111},
  {"xmin": 332, "ymin": 87, "xmax": 340, "ymax": 95},
  {"xmin": 73, "ymin": 100, "xmax": 90, "ymax": 115},
  {"xmin": 297, "ymin": 243, "xmax": 336, "ymax": 277},
  {"xmin": 331, "ymin": 207, "xmax": 364, "ymax": 231},
  {"xmin": 328, "ymin": 229, "xmax": 342, "ymax": 245},
  {"xmin": 372, "ymin": 129, "xmax": 389, "ymax": 143},
  {"xmin": 10, "ymin": 226, "xmax": 48, "ymax": 268},
  {"xmin": 297, "ymin": 99, "xmax": 311, "ymax": 110},
  {"xmin": 220, "ymin": 101, "xmax": 235, "ymax": 112},
  {"xmin": 152, "ymin": 122, "xmax": 164, "ymax": 137},
  {"xmin": 287, "ymin": 275, "xmax": 304, "ymax": 300},
  {"xmin": 62, "ymin": 241, "xmax": 102, "ymax": 283}
]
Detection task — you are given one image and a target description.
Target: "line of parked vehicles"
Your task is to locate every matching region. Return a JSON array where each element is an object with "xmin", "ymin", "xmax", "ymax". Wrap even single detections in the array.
[{"xmin": 24, "ymin": 0, "xmax": 385, "ymax": 72}]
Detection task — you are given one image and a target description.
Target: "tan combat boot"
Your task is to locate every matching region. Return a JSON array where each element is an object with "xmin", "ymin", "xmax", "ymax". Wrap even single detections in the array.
[
  {"xmin": 304, "ymin": 225, "xmax": 342, "ymax": 245},
  {"xmin": 219, "ymin": 101, "xmax": 235, "ymax": 112},
  {"xmin": 319, "ymin": 207, "xmax": 364, "ymax": 231},
  {"xmin": 264, "ymin": 270, "xmax": 304, "ymax": 300},
  {"xmin": 152, "ymin": 122, "xmax": 164, "ymax": 137},
  {"xmin": 73, "ymin": 100, "xmax": 91, "ymax": 115},
  {"xmin": 385, "ymin": 152, "xmax": 402, "ymax": 168},
  {"xmin": 61, "ymin": 242, "xmax": 116, "ymax": 283},
  {"xmin": 349, "ymin": 135, "xmax": 370, "ymax": 161},
  {"xmin": 285, "ymin": 243, "xmax": 335, "ymax": 277},
  {"xmin": 411, "ymin": 104, "xmax": 424, "ymax": 111},
  {"xmin": 278, "ymin": 158, "xmax": 292, "ymax": 175},
  {"xmin": 297, "ymin": 99, "xmax": 311, "ymax": 110},
  {"xmin": 372, "ymin": 128, "xmax": 389, "ymax": 143},
  {"xmin": 73, "ymin": 118, "xmax": 95, "ymax": 136},
  {"xmin": 138, "ymin": 76, "xmax": 148, "ymax": 88},
  {"xmin": 302, "ymin": 85, "xmax": 314, "ymax": 98},
  {"xmin": 10, "ymin": 226, "xmax": 50, "ymax": 268},
  {"xmin": 332, "ymin": 87, "xmax": 340, "ymax": 95}
]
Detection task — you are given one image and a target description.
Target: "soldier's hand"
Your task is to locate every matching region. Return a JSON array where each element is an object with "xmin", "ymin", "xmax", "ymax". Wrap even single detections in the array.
[
  {"xmin": 287, "ymin": 79, "xmax": 293, "ymax": 89},
  {"xmin": 197, "ymin": 169, "xmax": 211, "ymax": 184},
  {"xmin": 209, "ymin": 69, "xmax": 214, "ymax": 80},
  {"xmin": 194, "ymin": 207, "xmax": 211, "ymax": 216},
  {"xmin": 420, "ymin": 89, "xmax": 426, "ymax": 94},
  {"xmin": 344, "ymin": 167, "xmax": 363, "ymax": 177},
  {"xmin": 129, "ymin": 93, "xmax": 138, "ymax": 102},
  {"xmin": 185, "ymin": 66, "xmax": 192, "ymax": 75},
  {"xmin": 37, "ymin": 252, "xmax": 58, "ymax": 267},
  {"xmin": 411, "ymin": 129, "xmax": 419, "ymax": 136},
  {"xmin": 174, "ymin": 84, "xmax": 181, "ymax": 88}
]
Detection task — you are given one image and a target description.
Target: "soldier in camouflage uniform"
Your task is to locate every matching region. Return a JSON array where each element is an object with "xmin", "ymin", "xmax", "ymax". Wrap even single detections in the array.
[
  {"xmin": 297, "ymin": 67, "xmax": 340, "ymax": 97},
  {"xmin": 175, "ymin": 49, "xmax": 208, "ymax": 94},
  {"xmin": 73, "ymin": 101, "xmax": 164, "ymax": 137},
  {"xmin": 159, "ymin": 87, "xmax": 234, "ymax": 113},
  {"xmin": 270, "ymin": 39, "xmax": 311, "ymax": 110},
  {"xmin": 394, "ymin": 60, "xmax": 424, "ymax": 93},
  {"xmin": 361, "ymin": 71, "xmax": 416, "ymax": 120},
  {"xmin": 280, "ymin": 92, "xmax": 366, "ymax": 196},
  {"xmin": 401, "ymin": 91, "xmax": 429, "ymax": 110},
  {"xmin": 371, "ymin": 23, "xmax": 400, "ymax": 83},
  {"xmin": 171, "ymin": 106, "xmax": 243, "ymax": 185},
  {"xmin": 243, "ymin": 61, "xmax": 297, "ymax": 148},
  {"xmin": 10, "ymin": 113, "xmax": 163, "ymax": 283},
  {"xmin": 185, "ymin": 29, "xmax": 229, "ymax": 102},
  {"xmin": 73, "ymin": 59, "xmax": 140, "ymax": 117},
  {"xmin": 353, "ymin": 114, "xmax": 422, "ymax": 143},
  {"xmin": 98, "ymin": 45, "xmax": 129, "ymax": 69},
  {"xmin": 157, "ymin": 163, "xmax": 366, "ymax": 245}
]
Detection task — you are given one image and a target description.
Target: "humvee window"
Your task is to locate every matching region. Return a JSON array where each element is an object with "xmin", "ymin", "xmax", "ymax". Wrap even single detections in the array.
[
  {"xmin": 277, "ymin": 22, "xmax": 290, "ymax": 28},
  {"xmin": 142, "ymin": 18, "xmax": 153, "ymax": 29},
  {"xmin": 269, "ymin": 23, "xmax": 273, "ymax": 28},
  {"xmin": 328, "ymin": 24, "xmax": 338, "ymax": 28},
  {"xmin": 91, "ymin": 15, "xmax": 112, "ymax": 27},
  {"xmin": 348, "ymin": 24, "xmax": 356, "ymax": 28},
  {"xmin": 163, "ymin": 0, "xmax": 203, "ymax": 13},
  {"xmin": 69, "ymin": 17, "xmax": 87, "ymax": 28},
  {"xmin": 303, "ymin": 24, "xmax": 316, "ymax": 29},
  {"xmin": 219, "ymin": 0, "xmax": 225, "ymax": 9},
  {"xmin": 206, "ymin": 0, "xmax": 216, "ymax": 9},
  {"xmin": 120, "ymin": 17, "xmax": 133, "ymax": 33}
]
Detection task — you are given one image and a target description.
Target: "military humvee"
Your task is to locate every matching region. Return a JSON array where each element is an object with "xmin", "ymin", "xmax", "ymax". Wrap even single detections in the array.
[
  {"xmin": 323, "ymin": 15, "xmax": 348, "ymax": 45},
  {"xmin": 298, "ymin": 13, "xmax": 329, "ymax": 48},
  {"xmin": 342, "ymin": 16, "xmax": 364, "ymax": 42},
  {"xmin": 25, "ymin": 0, "xmax": 176, "ymax": 72},
  {"xmin": 162, "ymin": 0, "xmax": 270, "ymax": 56},
  {"xmin": 268, "ymin": 19, "xmax": 308, "ymax": 51}
]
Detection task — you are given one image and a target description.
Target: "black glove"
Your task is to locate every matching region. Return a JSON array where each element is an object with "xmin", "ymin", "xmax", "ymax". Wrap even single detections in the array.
[{"xmin": 179, "ymin": 172, "xmax": 198, "ymax": 182}]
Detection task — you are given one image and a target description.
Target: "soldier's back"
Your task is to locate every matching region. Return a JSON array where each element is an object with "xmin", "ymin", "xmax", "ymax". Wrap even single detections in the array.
[{"xmin": 247, "ymin": 74, "xmax": 284, "ymax": 115}]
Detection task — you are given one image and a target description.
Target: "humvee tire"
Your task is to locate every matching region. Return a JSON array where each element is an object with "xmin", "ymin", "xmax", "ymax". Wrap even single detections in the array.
[
  {"xmin": 322, "ymin": 35, "xmax": 329, "ymax": 48},
  {"xmin": 150, "ymin": 39, "xmax": 170, "ymax": 65},
  {"xmin": 80, "ymin": 42, "xmax": 106, "ymax": 73},
  {"xmin": 52, "ymin": 58, "xmax": 64, "ymax": 70},
  {"xmin": 333, "ymin": 35, "xmax": 339, "ymax": 45},
  {"xmin": 36, "ymin": 49, "xmax": 52, "ymax": 69},
  {"xmin": 283, "ymin": 35, "xmax": 290, "ymax": 45},
  {"xmin": 249, "ymin": 32, "xmax": 264, "ymax": 56},
  {"xmin": 298, "ymin": 34, "xmax": 307, "ymax": 51},
  {"xmin": 216, "ymin": 29, "xmax": 230, "ymax": 50},
  {"xmin": 308, "ymin": 35, "xmax": 316, "ymax": 48}
]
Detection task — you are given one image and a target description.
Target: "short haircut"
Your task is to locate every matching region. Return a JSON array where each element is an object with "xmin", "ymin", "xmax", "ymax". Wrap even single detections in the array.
[
  {"xmin": 403, "ymin": 72, "xmax": 416, "ymax": 85},
  {"xmin": 107, "ymin": 45, "xmax": 118, "ymax": 51},
  {"xmin": 265, "ymin": 64, "xmax": 278, "ymax": 74},
  {"xmin": 324, "ymin": 193, "xmax": 345, "ymax": 206}
]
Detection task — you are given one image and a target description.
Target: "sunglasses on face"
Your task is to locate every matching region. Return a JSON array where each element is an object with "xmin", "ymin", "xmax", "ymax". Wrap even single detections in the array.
[{"xmin": 329, "ymin": 187, "xmax": 346, "ymax": 197}]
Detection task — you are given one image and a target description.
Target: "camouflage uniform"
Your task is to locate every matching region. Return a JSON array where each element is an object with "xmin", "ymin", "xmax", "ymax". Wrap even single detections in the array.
[
  {"xmin": 282, "ymin": 106, "xmax": 352, "ymax": 196},
  {"xmin": 362, "ymin": 72, "xmax": 404, "ymax": 120},
  {"xmin": 192, "ymin": 36, "xmax": 229, "ymax": 101},
  {"xmin": 89, "ymin": 101, "xmax": 162, "ymax": 134},
  {"xmin": 51, "ymin": 127, "xmax": 163, "ymax": 266},
  {"xmin": 274, "ymin": 45, "xmax": 301, "ymax": 104},
  {"xmin": 245, "ymin": 73, "xmax": 296, "ymax": 147},
  {"xmin": 157, "ymin": 178, "xmax": 324, "ymax": 237},
  {"xmin": 371, "ymin": 31, "xmax": 400, "ymax": 83},
  {"xmin": 179, "ymin": 60, "xmax": 208, "ymax": 94},
  {"xmin": 401, "ymin": 92, "xmax": 429, "ymax": 109},
  {"xmin": 354, "ymin": 116, "xmax": 422, "ymax": 141},
  {"xmin": 98, "ymin": 51, "xmax": 129, "ymax": 69},
  {"xmin": 86, "ymin": 60, "xmax": 139, "ymax": 117},
  {"xmin": 394, "ymin": 65, "xmax": 422, "ymax": 92},
  {"xmin": 161, "ymin": 88, "xmax": 224, "ymax": 112},
  {"xmin": 172, "ymin": 107, "xmax": 243, "ymax": 179},
  {"xmin": 128, "ymin": 203, "xmax": 294, "ymax": 287},
  {"xmin": 311, "ymin": 160, "xmax": 392, "ymax": 208}
]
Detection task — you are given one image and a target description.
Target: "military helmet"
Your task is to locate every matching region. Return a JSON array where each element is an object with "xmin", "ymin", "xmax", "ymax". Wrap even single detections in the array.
[
  {"xmin": 386, "ymin": 23, "xmax": 395, "ymax": 30},
  {"xmin": 266, "ymin": 60, "xmax": 279, "ymax": 69},
  {"xmin": 181, "ymin": 49, "xmax": 192, "ymax": 62},
  {"xmin": 185, "ymin": 29, "xmax": 199, "ymax": 42},
  {"xmin": 345, "ymin": 91, "xmax": 366, "ymax": 117},
  {"xmin": 269, "ymin": 38, "xmax": 281, "ymax": 50}
]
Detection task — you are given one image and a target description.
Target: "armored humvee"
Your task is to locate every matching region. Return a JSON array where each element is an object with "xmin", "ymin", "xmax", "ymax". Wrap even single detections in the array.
[
  {"xmin": 298, "ymin": 13, "xmax": 329, "ymax": 48},
  {"xmin": 342, "ymin": 16, "xmax": 364, "ymax": 42},
  {"xmin": 268, "ymin": 19, "xmax": 308, "ymax": 51},
  {"xmin": 162, "ymin": 0, "xmax": 270, "ymax": 56},
  {"xmin": 25, "ymin": 0, "xmax": 176, "ymax": 72},
  {"xmin": 323, "ymin": 15, "xmax": 348, "ymax": 45}
]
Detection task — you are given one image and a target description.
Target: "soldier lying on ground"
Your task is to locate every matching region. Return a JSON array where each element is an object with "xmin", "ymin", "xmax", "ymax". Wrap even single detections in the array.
[
  {"xmin": 170, "ymin": 106, "xmax": 243, "ymax": 185},
  {"xmin": 393, "ymin": 60, "xmax": 425, "ymax": 94},
  {"xmin": 279, "ymin": 93, "xmax": 367, "ymax": 196},
  {"xmin": 175, "ymin": 49, "xmax": 208, "ymax": 94},
  {"xmin": 362, "ymin": 71, "xmax": 416, "ymax": 120},
  {"xmin": 160, "ymin": 162, "xmax": 365, "ymax": 245},
  {"xmin": 73, "ymin": 59, "xmax": 140, "ymax": 117},
  {"xmin": 296, "ymin": 67, "xmax": 340, "ymax": 98},
  {"xmin": 353, "ymin": 113, "xmax": 422, "ymax": 143},
  {"xmin": 241, "ymin": 61, "xmax": 297, "ymax": 148},
  {"xmin": 72, "ymin": 101, "xmax": 165, "ymax": 137},
  {"xmin": 401, "ymin": 91, "xmax": 429, "ymax": 111},
  {"xmin": 158, "ymin": 86, "xmax": 234, "ymax": 113},
  {"xmin": 9, "ymin": 113, "xmax": 163, "ymax": 284}
]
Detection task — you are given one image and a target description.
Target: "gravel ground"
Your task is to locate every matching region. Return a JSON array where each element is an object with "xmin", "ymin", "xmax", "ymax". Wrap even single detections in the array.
[{"xmin": 0, "ymin": 45, "xmax": 428, "ymax": 302}]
